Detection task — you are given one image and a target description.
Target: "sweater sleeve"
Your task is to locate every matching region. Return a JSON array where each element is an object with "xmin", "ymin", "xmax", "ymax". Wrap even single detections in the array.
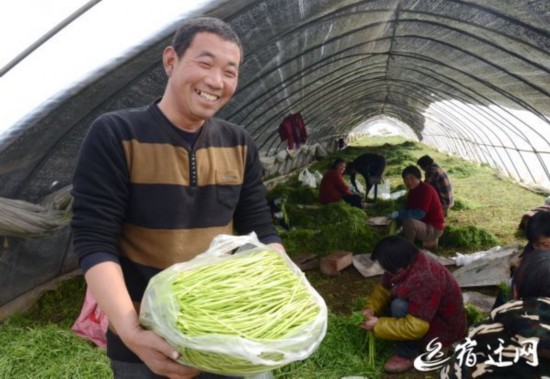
[
  {"xmin": 374, "ymin": 314, "xmax": 430, "ymax": 341},
  {"xmin": 233, "ymin": 135, "xmax": 281, "ymax": 245},
  {"xmin": 71, "ymin": 114, "xmax": 130, "ymax": 266},
  {"xmin": 364, "ymin": 284, "xmax": 392, "ymax": 315},
  {"xmin": 335, "ymin": 172, "xmax": 351, "ymax": 195},
  {"xmin": 397, "ymin": 208, "xmax": 425, "ymax": 220}
]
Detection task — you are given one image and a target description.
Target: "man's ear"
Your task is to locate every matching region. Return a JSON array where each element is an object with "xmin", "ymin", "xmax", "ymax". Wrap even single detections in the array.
[{"xmin": 162, "ymin": 46, "xmax": 177, "ymax": 76}]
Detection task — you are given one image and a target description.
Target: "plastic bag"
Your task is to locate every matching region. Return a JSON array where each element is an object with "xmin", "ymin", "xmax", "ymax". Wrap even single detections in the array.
[
  {"xmin": 453, "ymin": 246, "xmax": 503, "ymax": 266},
  {"xmin": 372, "ymin": 179, "xmax": 390, "ymax": 199},
  {"xmin": 140, "ymin": 233, "xmax": 327, "ymax": 377},
  {"xmin": 298, "ymin": 168, "xmax": 317, "ymax": 188},
  {"xmin": 274, "ymin": 149, "xmax": 287, "ymax": 163},
  {"xmin": 313, "ymin": 170, "xmax": 323, "ymax": 186},
  {"xmin": 71, "ymin": 287, "xmax": 109, "ymax": 348},
  {"xmin": 352, "ymin": 180, "xmax": 366, "ymax": 196}
]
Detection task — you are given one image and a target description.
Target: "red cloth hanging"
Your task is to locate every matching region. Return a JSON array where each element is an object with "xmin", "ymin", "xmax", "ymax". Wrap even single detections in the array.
[
  {"xmin": 292, "ymin": 113, "xmax": 308, "ymax": 144},
  {"xmin": 278, "ymin": 112, "xmax": 307, "ymax": 149},
  {"xmin": 278, "ymin": 116, "xmax": 295, "ymax": 149}
]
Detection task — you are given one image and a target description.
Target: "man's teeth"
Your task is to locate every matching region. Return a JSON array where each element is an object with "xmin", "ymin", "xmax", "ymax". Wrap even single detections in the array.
[{"xmin": 198, "ymin": 90, "xmax": 217, "ymax": 101}]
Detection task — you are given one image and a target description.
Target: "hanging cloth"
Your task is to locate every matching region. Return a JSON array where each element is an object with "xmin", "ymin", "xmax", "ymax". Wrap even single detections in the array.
[
  {"xmin": 278, "ymin": 115, "xmax": 295, "ymax": 149},
  {"xmin": 291, "ymin": 112, "xmax": 308, "ymax": 145}
]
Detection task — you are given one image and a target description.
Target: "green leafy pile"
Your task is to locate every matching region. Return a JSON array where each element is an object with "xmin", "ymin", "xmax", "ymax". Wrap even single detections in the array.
[
  {"xmin": 274, "ymin": 312, "xmax": 389, "ymax": 379},
  {"xmin": 268, "ymin": 184, "xmax": 319, "ymax": 205},
  {"xmin": 447, "ymin": 163, "xmax": 479, "ymax": 178},
  {"xmin": 280, "ymin": 202, "xmax": 383, "ymax": 256},
  {"xmin": 439, "ymin": 225, "xmax": 499, "ymax": 250},
  {"xmin": 452, "ymin": 197, "xmax": 479, "ymax": 211},
  {"xmin": 464, "ymin": 304, "xmax": 488, "ymax": 327}
]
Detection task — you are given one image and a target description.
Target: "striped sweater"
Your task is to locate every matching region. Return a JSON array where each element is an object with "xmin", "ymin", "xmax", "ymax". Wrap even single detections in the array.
[
  {"xmin": 72, "ymin": 101, "xmax": 280, "ymax": 272},
  {"xmin": 71, "ymin": 103, "xmax": 280, "ymax": 360}
]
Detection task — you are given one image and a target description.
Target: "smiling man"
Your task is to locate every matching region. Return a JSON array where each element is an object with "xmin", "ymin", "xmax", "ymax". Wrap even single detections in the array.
[{"xmin": 71, "ymin": 17, "xmax": 284, "ymax": 379}]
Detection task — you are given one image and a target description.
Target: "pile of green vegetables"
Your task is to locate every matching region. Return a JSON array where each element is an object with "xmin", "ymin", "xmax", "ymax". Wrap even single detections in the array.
[{"xmin": 140, "ymin": 249, "xmax": 326, "ymax": 376}]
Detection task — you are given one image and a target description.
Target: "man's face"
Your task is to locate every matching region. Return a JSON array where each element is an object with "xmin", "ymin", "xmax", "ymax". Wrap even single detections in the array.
[
  {"xmin": 533, "ymin": 235, "xmax": 550, "ymax": 251},
  {"xmin": 403, "ymin": 174, "xmax": 420, "ymax": 190},
  {"xmin": 336, "ymin": 162, "xmax": 346, "ymax": 175},
  {"xmin": 163, "ymin": 32, "xmax": 241, "ymax": 126}
]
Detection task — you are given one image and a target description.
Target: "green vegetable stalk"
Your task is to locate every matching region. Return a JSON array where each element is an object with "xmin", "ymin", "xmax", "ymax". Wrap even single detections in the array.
[
  {"xmin": 352, "ymin": 311, "xmax": 376, "ymax": 368},
  {"xmin": 366, "ymin": 331, "xmax": 375, "ymax": 368},
  {"xmin": 141, "ymin": 249, "xmax": 326, "ymax": 375}
]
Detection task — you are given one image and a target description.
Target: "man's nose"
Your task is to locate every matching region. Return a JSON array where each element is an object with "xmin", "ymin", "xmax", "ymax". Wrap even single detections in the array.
[{"xmin": 204, "ymin": 68, "xmax": 223, "ymax": 88}]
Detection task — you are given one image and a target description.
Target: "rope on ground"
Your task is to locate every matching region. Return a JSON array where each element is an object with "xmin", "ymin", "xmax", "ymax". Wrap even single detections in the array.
[{"xmin": 0, "ymin": 185, "xmax": 73, "ymax": 238}]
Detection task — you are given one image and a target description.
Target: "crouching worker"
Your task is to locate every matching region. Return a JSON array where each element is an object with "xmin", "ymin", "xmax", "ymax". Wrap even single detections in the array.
[
  {"xmin": 319, "ymin": 158, "xmax": 362, "ymax": 208},
  {"xmin": 390, "ymin": 165, "xmax": 445, "ymax": 250},
  {"xmin": 361, "ymin": 236, "xmax": 466, "ymax": 374}
]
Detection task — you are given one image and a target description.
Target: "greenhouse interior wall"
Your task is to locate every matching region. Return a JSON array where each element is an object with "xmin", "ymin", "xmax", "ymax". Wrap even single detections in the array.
[{"xmin": 0, "ymin": 0, "xmax": 549, "ymax": 317}]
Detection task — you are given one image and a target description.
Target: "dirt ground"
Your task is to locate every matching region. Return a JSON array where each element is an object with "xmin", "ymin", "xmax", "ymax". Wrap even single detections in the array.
[{"xmin": 305, "ymin": 265, "xmax": 375, "ymax": 314}]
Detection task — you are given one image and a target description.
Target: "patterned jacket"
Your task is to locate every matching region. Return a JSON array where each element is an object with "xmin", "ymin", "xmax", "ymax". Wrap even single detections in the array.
[
  {"xmin": 424, "ymin": 163, "xmax": 454, "ymax": 210},
  {"xmin": 367, "ymin": 251, "xmax": 466, "ymax": 347},
  {"xmin": 440, "ymin": 297, "xmax": 550, "ymax": 378}
]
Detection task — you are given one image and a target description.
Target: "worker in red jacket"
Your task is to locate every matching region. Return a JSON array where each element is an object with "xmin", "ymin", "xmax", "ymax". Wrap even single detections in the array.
[
  {"xmin": 389, "ymin": 165, "xmax": 444, "ymax": 250},
  {"xmin": 319, "ymin": 158, "xmax": 362, "ymax": 208},
  {"xmin": 362, "ymin": 236, "xmax": 466, "ymax": 374}
]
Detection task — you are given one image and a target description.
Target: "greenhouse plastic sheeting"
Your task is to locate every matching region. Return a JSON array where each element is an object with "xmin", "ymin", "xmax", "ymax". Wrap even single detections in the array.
[{"xmin": 0, "ymin": 0, "xmax": 548, "ymax": 308}]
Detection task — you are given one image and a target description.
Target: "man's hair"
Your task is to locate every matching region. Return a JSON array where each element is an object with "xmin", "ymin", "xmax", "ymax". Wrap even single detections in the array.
[
  {"xmin": 171, "ymin": 17, "xmax": 243, "ymax": 59},
  {"xmin": 401, "ymin": 165, "xmax": 422, "ymax": 179},
  {"xmin": 525, "ymin": 211, "xmax": 550, "ymax": 244},
  {"xmin": 331, "ymin": 158, "xmax": 346, "ymax": 169},
  {"xmin": 514, "ymin": 251, "xmax": 550, "ymax": 299},
  {"xmin": 371, "ymin": 235, "xmax": 419, "ymax": 274},
  {"xmin": 417, "ymin": 155, "xmax": 434, "ymax": 168}
]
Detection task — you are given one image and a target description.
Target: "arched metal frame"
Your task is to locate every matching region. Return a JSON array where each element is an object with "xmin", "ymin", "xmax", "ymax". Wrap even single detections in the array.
[
  {"xmin": 3, "ymin": 0, "xmax": 550, "ymax": 313},
  {"xmin": 1, "ymin": 0, "xmax": 549, "ymax": 201}
]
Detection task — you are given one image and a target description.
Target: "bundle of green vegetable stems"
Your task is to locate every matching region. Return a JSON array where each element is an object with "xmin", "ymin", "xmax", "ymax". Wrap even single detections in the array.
[
  {"xmin": 353, "ymin": 311, "xmax": 376, "ymax": 368},
  {"xmin": 166, "ymin": 250, "xmax": 322, "ymax": 375}
]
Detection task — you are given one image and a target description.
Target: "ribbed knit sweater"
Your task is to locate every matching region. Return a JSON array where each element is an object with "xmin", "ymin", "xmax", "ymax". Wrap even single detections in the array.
[{"xmin": 71, "ymin": 103, "xmax": 280, "ymax": 361}]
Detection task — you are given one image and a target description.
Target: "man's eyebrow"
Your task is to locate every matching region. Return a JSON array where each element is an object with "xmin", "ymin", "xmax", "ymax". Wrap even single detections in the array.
[
  {"xmin": 197, "ymin": 50, "xmax": 239, "ymax": 68},
  {"xmin": 197, "ymin": 51, "xmax": 215, "ymax": 59}
]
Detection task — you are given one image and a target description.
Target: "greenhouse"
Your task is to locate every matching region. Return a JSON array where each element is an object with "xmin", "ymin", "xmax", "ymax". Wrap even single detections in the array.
[{"xmin": 0, "ymin": 1, "xmax": 549, "ymax": 378}]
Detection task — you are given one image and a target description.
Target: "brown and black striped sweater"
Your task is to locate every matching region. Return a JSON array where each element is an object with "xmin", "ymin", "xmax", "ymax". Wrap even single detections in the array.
[{"xmin": 71, "ymin": 103, "xmax": 280, "ymax": 361}]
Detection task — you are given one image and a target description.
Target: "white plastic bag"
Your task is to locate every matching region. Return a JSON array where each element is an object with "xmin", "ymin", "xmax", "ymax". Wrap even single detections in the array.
[
  {"xmin": 275, "ymin": 149, "xmax": 287, "ymax": 163},
  {"xmin": 352, "ymin": 180, "xmax": 366, "ymax": 196},
  {"xmin": 313, "ymin": 170, "xmax": 323, "ymax": 187},
  {"xmin": 140, "ymin": 233, "xmax": 327, "ymax": 377},
  {"xmin": 298, "ymin": 168, "xmax": 317, "ymax": 188},
  {"xmin": 371, "ymin": 179, "xmax": 390, "ymax": 199},
  {"xmin": 453, "ymin": 245, "xmax": 503, "ymax": 266}
]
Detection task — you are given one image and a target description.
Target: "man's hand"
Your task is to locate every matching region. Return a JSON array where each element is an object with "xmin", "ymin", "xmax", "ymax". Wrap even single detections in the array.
[
  {"xmin": 121, "ymin": 326, "xmax": 200, "ymax": 379},
  {"xmin": 362, "ymin": 308, "xmax": 375, "ymax": 318},
  {"xmin": 361, "ymin": 315, "xmax": 379, "ymax": 331},
  {"xmin": 268, "ymin": 242, "xmax": 286, "ymax": 254},
  {"xmin": 361, "ymin": 308, "xmax": 378, "ymax": 331}
]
